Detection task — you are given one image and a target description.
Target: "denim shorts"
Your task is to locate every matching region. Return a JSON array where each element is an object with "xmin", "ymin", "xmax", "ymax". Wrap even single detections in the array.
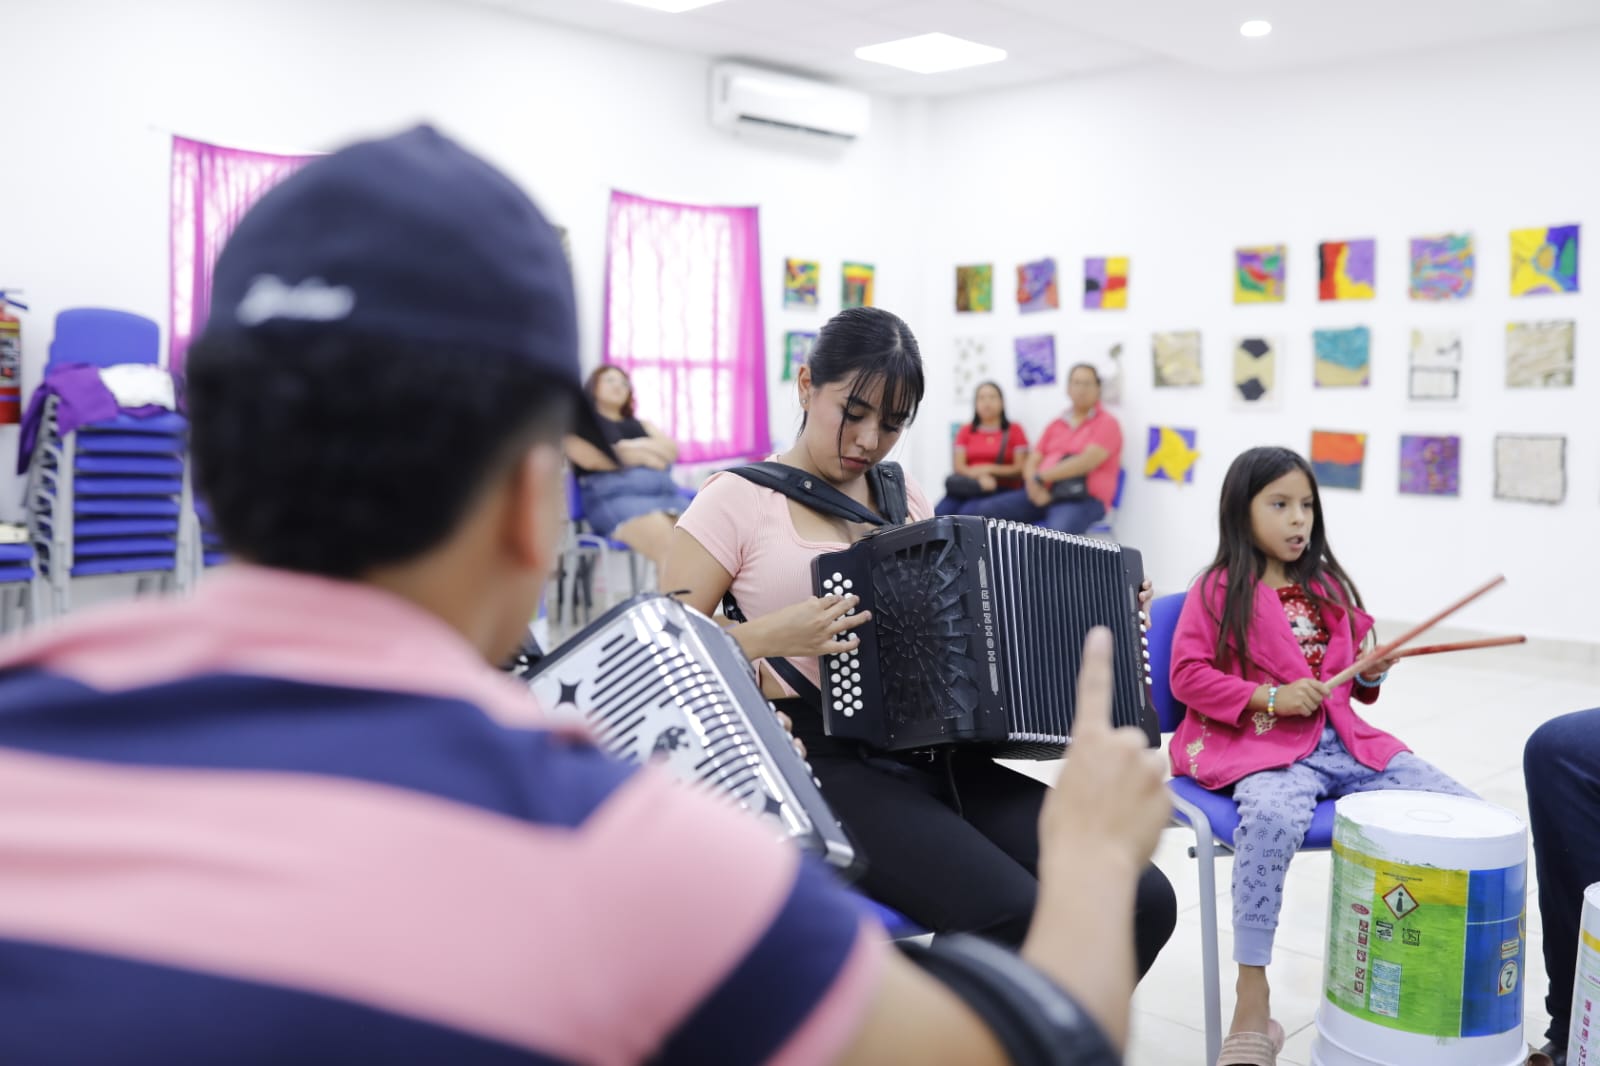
[{"xmin": 577, "ymin": 467, "xmax": 684, "ymax": 536}]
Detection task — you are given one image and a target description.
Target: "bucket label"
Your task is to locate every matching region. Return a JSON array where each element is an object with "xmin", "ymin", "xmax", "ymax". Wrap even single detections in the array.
[
  {"xmin": 1326, "ymin": 830, "xmax": 1525, "ymax": 1038},
  {"xmin": 1569, "ymin": 927, "xmax": 1600, "ymax": 1064}
]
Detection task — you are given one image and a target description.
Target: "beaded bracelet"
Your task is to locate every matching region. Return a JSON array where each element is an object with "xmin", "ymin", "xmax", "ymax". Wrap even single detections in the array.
[
  {"xmin": 1267, "ymin": 685, "xmax": 1278, "ymax": 714},
  {"xmin": 1354, "ymin": 671, "xmax": 1388, "ymax": 689}
]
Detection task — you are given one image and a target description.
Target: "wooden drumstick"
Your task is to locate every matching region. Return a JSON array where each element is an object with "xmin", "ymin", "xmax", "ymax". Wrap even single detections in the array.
[
  {"xmin": 1325, "ymin": 575, "xmax": 1507, "ymax": 688},
  {"xmin": 1393, "ymin": 635, "xmax": 1526, "ymax": 660}
]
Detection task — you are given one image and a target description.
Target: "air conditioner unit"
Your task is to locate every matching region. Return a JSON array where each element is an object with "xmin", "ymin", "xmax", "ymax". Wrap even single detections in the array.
[{"xmin": 709, "ymin": 62, "xmax": 870, "ymax": 145}]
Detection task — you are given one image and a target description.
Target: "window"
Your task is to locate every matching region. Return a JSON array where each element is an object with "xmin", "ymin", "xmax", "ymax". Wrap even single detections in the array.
[
  {"xmin": 169, "ymin": 136, "xmax": 316, "ymax": 375},
  {"xmin": 603, "ymin": 191, "xmax": 768, "ymax": 463}
]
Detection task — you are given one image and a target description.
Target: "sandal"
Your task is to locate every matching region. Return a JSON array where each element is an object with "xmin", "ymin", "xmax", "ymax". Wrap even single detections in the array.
[
  {"xmin": 1527, "ymin": 1042, "xmax": 1566, "ymax": 1066},
  {"xmin": 1217, "ymin": 1019, "xmax": 1286, "ymax": 1066}
]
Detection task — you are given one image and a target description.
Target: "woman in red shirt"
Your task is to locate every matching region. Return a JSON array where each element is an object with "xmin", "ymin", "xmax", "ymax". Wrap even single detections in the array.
[{"xmin": 934, "ymin": 381, "xmax": 1033, "ymax": 518}]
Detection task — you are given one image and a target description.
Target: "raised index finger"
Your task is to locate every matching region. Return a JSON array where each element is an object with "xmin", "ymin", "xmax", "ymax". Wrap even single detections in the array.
[{"xmin": 1070, "ymin": 627, "xmax": 1115, "ymax": 739}]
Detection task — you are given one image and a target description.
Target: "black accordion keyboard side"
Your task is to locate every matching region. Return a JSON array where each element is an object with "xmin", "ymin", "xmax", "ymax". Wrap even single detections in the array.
[{"xmin": 814, "ymin": 517, "xmax": 1159, "ymax": 757}]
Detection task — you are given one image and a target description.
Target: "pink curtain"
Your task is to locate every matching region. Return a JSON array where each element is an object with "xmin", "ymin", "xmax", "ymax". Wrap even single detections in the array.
[
  {"xmin": 168, "ymin": 136, "xmax": 317, "ymax": 375},
  {"xmin": 603, "ymin": 190, "xmax": 768, "ymax": 464}
]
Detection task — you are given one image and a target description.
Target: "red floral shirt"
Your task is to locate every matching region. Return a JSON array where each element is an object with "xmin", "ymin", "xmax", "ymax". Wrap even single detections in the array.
[{"xmin": 1278, "ymin": 584, "xmax": 1329, "ymax": 678}]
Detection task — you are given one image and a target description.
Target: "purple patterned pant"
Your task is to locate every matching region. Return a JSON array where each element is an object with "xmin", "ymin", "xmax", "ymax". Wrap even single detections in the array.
[{"xmin": 1230, "ymin": 725, "xmax": 1475, "ymax": 965}]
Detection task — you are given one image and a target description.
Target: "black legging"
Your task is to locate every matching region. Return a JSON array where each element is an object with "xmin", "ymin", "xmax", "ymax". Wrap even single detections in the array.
[{"xmin": 777, "ymin": 699, "xmax": 1177, "ymax": 976}]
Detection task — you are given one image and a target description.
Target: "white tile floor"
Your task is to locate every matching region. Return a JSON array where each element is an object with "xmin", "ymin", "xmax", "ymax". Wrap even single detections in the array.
[{"xmin": 1070, "ymin": 644, "xmax": 1600, "ymax": 1066}]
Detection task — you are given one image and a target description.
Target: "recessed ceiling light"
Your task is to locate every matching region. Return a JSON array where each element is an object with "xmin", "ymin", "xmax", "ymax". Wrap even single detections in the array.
[
  {"xmin": 1240, "ymin": 19, "xmax": 1272, "ymax": 38},
  {"xmin": 612, "ymin": 0, "xmax": 727, "ymax": 12},
  {"xmin": 855, "ymin": 32, "xmax": 1007, "ymax": 75}
]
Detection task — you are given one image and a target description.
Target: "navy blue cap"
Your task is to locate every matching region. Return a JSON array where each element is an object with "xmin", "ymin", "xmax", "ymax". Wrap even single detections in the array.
[{"xmin": 206, "ymin": 124, "xmax": 614, "ymax": 459}]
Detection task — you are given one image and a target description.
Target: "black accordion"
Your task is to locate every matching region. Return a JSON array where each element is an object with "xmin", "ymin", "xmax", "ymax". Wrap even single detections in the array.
[
  {"xmin": 811, "ymin": 516, "xmax": 1158, "ymax": 757},
  {"xmin": 523, "ymin": 594, "xmax": 857, "ymax": 872}
]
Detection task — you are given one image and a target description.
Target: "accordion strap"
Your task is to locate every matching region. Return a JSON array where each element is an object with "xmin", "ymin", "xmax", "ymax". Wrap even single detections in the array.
[
  {"xmin": 719, "ymin": 591, "xmax": 825, "ymax": 708},
  {"xmin": 724, "ymin": 460, "xmax": 909, "ymax": 526}
]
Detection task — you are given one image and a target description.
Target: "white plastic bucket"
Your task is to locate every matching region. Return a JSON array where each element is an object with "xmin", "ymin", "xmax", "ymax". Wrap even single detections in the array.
[
  {"xmin": 1309, "ymin": 790, "xmax": 1527, "ymax": 1066},
  {"xmin": 1566, "ymin": 882, "xmax": 1600, "ymax": 1064}
]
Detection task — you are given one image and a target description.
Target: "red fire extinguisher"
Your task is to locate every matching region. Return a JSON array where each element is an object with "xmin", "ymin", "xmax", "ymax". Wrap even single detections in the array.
[{"xmin": 0, "ymin": 290, "xmax": 25, "ymax": 427}]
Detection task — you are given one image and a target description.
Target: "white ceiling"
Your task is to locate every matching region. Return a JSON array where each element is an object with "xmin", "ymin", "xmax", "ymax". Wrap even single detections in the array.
[{"xmin": 463, "ymin": 0, "xmax": 1600, "ymax": 97}]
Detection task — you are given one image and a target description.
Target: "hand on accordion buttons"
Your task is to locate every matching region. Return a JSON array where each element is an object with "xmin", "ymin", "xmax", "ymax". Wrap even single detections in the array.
[
  {"xmin": 773, "ymin": 709, "xmax": 807, "ymax": 760},
  {"xmin": 1039, "ymin": 627, "xmax": 1170, "ymax": 877},
  {"xmin": 1274, "ymin": 677, "xmax": 1329, "ymax": 717},
  {"xmin": 766, "ymin": 593, "xmax": 873, "ymax": 657},
  {"xmin": 1137, "ymin": 578, "xmax": 1153, "ymax": 610}
]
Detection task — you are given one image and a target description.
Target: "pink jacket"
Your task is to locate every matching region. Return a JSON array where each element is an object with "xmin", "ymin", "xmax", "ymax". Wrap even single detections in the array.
[{"xmin": 1167, "ymin": 572, "xmax": 1408, "ymax": 789}]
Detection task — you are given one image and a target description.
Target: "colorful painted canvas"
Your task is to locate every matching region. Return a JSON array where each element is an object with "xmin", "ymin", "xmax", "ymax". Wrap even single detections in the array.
[
  {"xmin": 1015, "ymin": 334, "xmax": 1057, "ymax": 388},
  {"xmin": 1310, "ymin": 430, "xmax": 1367, "ymax": 491},
  {"xmin": 841, "ymin": 262, "xmax": 875, "ymax": 308},
  {"xmin": 1084, "ymin": 256, "xmax": 1129, "ymax": 310},
  {"xmin": 1318, "ymin": 239, "xmax": 1376, "ymax": 301},
  {"xmin": 952, "ymin": 336, "xmax": 995, "ymax": 406},
  {"xmin": 1232, "ymin": 335, "xmax": 1280, "ymax": 408},
  {"xmin": 1409, "ymin": 233, "xmax": 1474, "ymax": 300},
  {"xmin": 784, "ymin": 258, "xmax": 819, "ymax": 308},
  {"xmin": 1398, "ymin": 434, "xmax": 1461, "ymax": 497},
  {"xmin": 956, "ymin": 264, "xmax": 994, "ymax": 312},
  {"xmin": 1510, "ymin": 225, "xmax": 1580, "ymax": 296},
  {"xmin": 1235, "ymin": 245, "xmax": 1286, "ymax": 304},
  {"xmin": 1152, "ymin": 330, "xmax": 1203, "ymax": 387},
  {"xmin": 782, "ymin": 330, "xmax": 817, "ymax": 381},
  {"xmin": 1145, "ymin": 426, "xmax": 1200, "ymax": 483},
  {"xmin": 1506, "ymin": 320, "xmax": 1575, "ymax": 387},
  {"xmin": 783, "ymin": 258, "xmax": 819, "ymax": 308},
  {"xmin": 1408, "ymin": 329, "xmax": 1462, "ymax": 401},
  {"xmin": 1494, "ymin": 434, "xmax": 1565, "ymax": 504},
  {"xmin": 1017, "ymin": 258, "xmax": 1058, "ymax": 313},
  {"xmin": 1313, "ymin": 326, "xmax": 1371, "ymax": 387}
]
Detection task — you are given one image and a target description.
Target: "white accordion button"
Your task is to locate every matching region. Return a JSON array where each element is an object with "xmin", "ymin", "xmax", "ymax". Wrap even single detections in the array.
[
  {"xmin": 843, "ymin": 579, "xmax": 853, "ymax": 590},
  {"xmin": 831, "ymin": 571, "xmax": 843, "ymax": 582}
]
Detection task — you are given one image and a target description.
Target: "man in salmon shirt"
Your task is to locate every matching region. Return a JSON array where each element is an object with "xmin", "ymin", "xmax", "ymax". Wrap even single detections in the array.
[{"xmin": 1023, "ymin": 364, "xmax": 1123, "ymax": 534}]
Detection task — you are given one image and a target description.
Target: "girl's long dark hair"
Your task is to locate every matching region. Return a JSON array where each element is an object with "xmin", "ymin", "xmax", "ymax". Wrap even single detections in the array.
[
  {"xmin": 969, "ymin": 380, "xmax": 1010, "ymax": 431},
  {"xmin": 803, "ymin": 307, "xmax": 925, "ymax": 455},
  {"xmin": 1204, "ymin": 446, "xmax": 1364, "ymax": 669},
  {"xmin": 584, "ymin": 364, "xmax": 634, "ymax": 419}
]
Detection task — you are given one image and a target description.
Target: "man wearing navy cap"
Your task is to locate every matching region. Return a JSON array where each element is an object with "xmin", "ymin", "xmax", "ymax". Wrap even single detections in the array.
[{"xmin": 0, "ymin": 126, "xmax": 1170, "ymax": 1065}]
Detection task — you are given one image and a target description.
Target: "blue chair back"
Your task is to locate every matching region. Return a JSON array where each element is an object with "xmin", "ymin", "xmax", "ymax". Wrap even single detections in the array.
[
  {"xmin": 49, "ymin": 309, "xmax": 160, "ymax": 369},
  {"xmin": 1146, "ymin": 591, "xmax": 1188, "ymax": 734}
]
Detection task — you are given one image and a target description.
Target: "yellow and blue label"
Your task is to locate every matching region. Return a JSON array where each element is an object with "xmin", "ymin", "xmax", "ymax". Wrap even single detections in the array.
[{"xmin": 1326, "ymin": 833, "xmax": 1524, "ymax": 1038}]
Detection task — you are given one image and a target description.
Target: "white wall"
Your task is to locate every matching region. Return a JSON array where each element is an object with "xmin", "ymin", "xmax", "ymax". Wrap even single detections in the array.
[
  {"xmin": 5, "ymin": 1, "xmax": 1597, "ymax": 644},
  {"xmin": 919, "ymin": 31, "xmax": 1600, "ymax": 644},
  {"xmin": 0, "ymin": 0, "xmax": 922, "ymax": 514}
]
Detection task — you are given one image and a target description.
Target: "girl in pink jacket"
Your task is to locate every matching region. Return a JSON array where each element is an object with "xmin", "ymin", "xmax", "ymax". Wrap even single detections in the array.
[{"xmin": 1168, "ymin": 447, "xmax": 1473, "ymax": 1066}]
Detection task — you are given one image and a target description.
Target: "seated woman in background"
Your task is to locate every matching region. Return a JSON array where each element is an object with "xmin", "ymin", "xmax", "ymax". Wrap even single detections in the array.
[
  {"xmin": 1022, "ymin": 363, "xmax": 1123, "ymax": 534},
  {"xmin": 933, "ymin": 380, "xmax": 1031, "ymax": 518},
  {"xmin": 563, "ymin": 364, "xmax": 682, "ymax": 568}
]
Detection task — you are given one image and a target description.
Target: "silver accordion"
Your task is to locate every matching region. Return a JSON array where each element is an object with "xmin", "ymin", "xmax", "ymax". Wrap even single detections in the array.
[{"xmin": 523, "ymin": 594, "xmax": 856, "ymax": 872}]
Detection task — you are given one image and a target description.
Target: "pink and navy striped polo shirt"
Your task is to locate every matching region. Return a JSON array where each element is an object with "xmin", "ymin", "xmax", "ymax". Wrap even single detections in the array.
[{"xmin": 0, "ymin": 567, "xmax": 884, "ymax": 1064}]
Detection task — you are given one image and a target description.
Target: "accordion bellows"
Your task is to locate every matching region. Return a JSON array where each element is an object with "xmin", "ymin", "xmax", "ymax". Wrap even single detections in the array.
[
  {"xmin": 812, "ymin": 516, "xmax": 1158, "ymax": 758},
  {"xmin": 524, "ymin": 595, "xmax": 856, "ymax": 872}
]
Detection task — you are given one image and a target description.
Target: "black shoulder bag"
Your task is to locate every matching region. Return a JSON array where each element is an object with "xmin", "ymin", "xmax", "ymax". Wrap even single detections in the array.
[{"xmin": 944, "ymin": 426, "xmax": 1011, "ymax": 499}]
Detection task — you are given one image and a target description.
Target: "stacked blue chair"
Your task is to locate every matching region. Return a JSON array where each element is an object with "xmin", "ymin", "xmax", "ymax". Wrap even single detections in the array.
[
  {"xmin": 193, "ymin": 496, "xmax": 228, "ymax": 570},
  {"xmin": 25, "ymin": 309, "xmax": 192, "ymax": 618},
  {"xmin": 0, "ymin": 540, "xmax": 35, "ymax": 634}
]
